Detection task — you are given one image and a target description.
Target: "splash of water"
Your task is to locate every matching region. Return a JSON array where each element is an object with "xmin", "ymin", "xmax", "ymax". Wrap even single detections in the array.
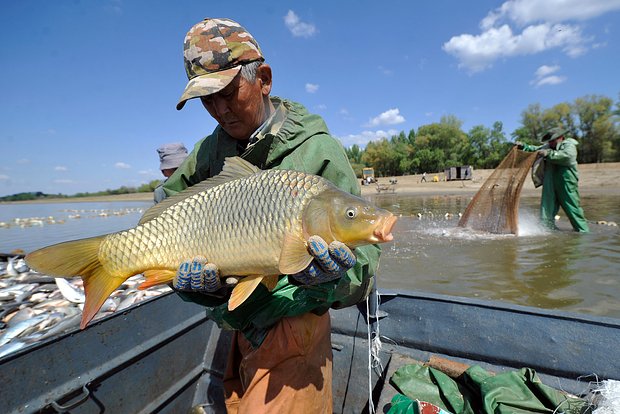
[{"xmin": 518, "ymin": 210, "xmax": 551, "ymax": 237}]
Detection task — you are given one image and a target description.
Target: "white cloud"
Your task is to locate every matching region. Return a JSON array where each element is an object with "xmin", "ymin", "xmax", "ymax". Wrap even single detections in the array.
[
  {"xmin": 531, "ymin": 64, "xmax": 566, "ymax": 87},
  {"xmin": 535, "ymin": 75, "xmax": 567, "ymax": 86},
  {"xmin": 0, "ymin": 174, "xmax": 9, "ymax": 181},
  {"xmin": 530, "ymin": 65, "xmax": 567, "ymax": 87},
  {"xmin": 315, "ymin": 104, "xmax": 327, "ymax": 111},
  {"xmin": 443, "ymin": 0, "xmax": 620, "ymax": 72},
  {"xmin": 483, "ymin": 0, "xmax": 620, "ymax": 27},
  {"xmin": 54, "ymin": 166, "xmax": 68, "ymax": 172},
  {"xmin": 338, "ymin": 129, "xmax": 400, "ymax": 148},
  {"xmin": 443, "ymin": 23, "xmax": 587, "ymax": 72},
  {"xmin": 284, "ymin": 10, "xmax": 317, "ymax": 38},
  {"xmin": 534, "ymin": 64, "xmax": 559, "ymax": 78},
  {"xmin": 305, "ymin": 83, "xmax": 319, "ymax": 93},
  {"xmin": 115, "ymin": 162, "xmax": 131, "ymax": 169},
  {"xmin": 365, "ymin": 109, "xmax": 406, "ymax": 127},
  {"xmin": 16, "ymin": 158, "xmax": 30, "ymax": 165},
  {"xmin": 53, "ymin": 179, "xmax": 74, "ymax": 184}
]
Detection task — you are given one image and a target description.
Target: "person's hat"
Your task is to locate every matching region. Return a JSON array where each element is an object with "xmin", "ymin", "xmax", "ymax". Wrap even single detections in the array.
[
  {"xmin": 176, "ymin": 18, "xmax": 264, "ymax": 110},
  {"xmin": 541, "ymin": 127, "xmax": 568, "ymax": 142},
  {"xmin": 157, "ymin": 143, "xmax": 188, "ymax": 170}
]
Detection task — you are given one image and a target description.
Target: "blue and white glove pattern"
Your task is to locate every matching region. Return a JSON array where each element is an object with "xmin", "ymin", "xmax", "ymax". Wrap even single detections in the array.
[
  {"xmin": 173, "ymin": 256, "xmax": 222, "ymax": 292},
  {"xmin": 291, "ymin": 235, "xmax": 357, "ymax": 285}
]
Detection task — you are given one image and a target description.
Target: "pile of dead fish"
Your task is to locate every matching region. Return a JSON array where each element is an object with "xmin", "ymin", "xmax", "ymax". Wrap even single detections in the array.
[{"xmin": 0, "ymin": 254, "xmax": 170, "ymax": 359}]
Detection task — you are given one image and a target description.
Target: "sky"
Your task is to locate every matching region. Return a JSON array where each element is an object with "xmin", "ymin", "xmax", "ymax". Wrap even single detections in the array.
[{"xmin": 1, "ymin": 0, "xmax": 619, "ymax": 197}]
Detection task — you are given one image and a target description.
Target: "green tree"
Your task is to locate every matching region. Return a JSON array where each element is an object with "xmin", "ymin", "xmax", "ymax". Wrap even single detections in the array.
[
  {"xmin": 574, "ymin": 95, "xmax": 615, "ymax": 163},
  {"xmin": 414, "ymin": 117, "xmax": 467, "ymax": 171},
  {"xmin": 517, "ymin": 103, "xmax": 546, "ymax": 143},
  {"xmin": 362, "ymin": 139, "xmax": 401, "ymax": 176}
]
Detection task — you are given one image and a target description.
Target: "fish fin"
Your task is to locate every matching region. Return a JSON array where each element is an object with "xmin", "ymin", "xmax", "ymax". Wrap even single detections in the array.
[
  {"xmin": 139, "ymin": 157, "xmax": 260, "ymax": 225},
  {"xmin": 279, "ymin": 232, "xmax": 313, "ymax": 274},
  {"xmin": 228, "ymin": 275, "xmax": 263, "ymax": 311},
  {"xmin": 25, "ymin": 236, "xmax": 128, "ymax": 329},
  {"xmin": 261, "ymin": 275, "xmax": 279, "ymax": 291},
  {"xmin": 139, "ymin": 269, "xmax": 176, "ymax": 289}
]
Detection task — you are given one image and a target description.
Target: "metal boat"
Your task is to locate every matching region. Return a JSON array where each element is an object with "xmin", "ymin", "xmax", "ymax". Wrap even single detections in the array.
[{"xmin": 1, "ymin": 288, "xmax": 619, "ymax": 413}]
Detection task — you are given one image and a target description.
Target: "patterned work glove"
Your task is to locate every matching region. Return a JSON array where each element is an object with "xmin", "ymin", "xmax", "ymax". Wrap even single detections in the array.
[
  {"xmin": 515, "ymin": 141, "xmax": 524, "ymax": 149},
  {"xmin": 173, "ymin": 256, "xmax": 238, "ymax": 297},
  {"xmin": 538, "ymin": 148, "xmax": 550, "ymax": 157},
  {"xmin": 291, "ymin": 235, "xmax": 357, "ymax": 285}
]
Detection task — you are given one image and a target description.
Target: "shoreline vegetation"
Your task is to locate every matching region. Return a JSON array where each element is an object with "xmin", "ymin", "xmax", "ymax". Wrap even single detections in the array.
[{"xmin": 2, "ymin": 162, "xmax": 619, "ymax": 205}]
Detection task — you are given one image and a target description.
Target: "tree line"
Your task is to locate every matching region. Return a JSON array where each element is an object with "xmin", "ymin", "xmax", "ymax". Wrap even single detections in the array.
[
  {"xmin": 0, "ymin": 180, "xmax": 162, "ymax": 202},
  {"xmin": 346, "ymin": 93, "xmax": 620, "ymax": 177}
]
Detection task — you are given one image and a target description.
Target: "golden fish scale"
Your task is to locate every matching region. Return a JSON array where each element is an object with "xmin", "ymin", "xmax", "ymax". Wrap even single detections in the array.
[{"xmin": 99, "ymin": 169, "xmax": 328, "ymax": 278}]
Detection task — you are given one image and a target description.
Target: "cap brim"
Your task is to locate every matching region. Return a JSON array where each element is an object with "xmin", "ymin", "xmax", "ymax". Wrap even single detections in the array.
[{"xmin": 176, "ymin": 66, "xmax": 242, "ymax": 110}]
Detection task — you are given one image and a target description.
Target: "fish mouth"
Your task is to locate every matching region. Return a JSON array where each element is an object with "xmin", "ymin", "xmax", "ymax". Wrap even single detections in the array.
[{"xmin": 373, "ymin": 214, "xmax": 397, "ymax": 242}]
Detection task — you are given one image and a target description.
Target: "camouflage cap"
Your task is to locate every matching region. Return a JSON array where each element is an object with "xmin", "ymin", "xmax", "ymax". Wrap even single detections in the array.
[
  {"xmin": 176, "ymin": 18, "xmax": 264, "ymax": 110},
  {"xmin": 541, "ymin": 127, "xmax": 569, "ymax": 142}
]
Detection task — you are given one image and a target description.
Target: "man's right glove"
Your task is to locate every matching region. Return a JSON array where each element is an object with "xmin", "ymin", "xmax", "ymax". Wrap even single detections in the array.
[
  {"xmin": 291, "ymin": 235, "xmax": 357, "ymax": 285},
  {"xmin": 515, "ymin": 141, "xmax": 525, "ymax": 149}
]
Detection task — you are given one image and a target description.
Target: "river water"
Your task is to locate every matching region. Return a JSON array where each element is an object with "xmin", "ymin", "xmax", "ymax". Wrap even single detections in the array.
[{"xmin": 1, "ymin": 195, "xmax": 619, "ymax": 318}]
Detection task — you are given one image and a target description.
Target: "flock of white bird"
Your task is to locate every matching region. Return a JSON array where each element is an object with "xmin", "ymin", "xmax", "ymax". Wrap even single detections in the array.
[{"xmin": 0, "ymin": 207, "xmax": 146, "ymax": 229}]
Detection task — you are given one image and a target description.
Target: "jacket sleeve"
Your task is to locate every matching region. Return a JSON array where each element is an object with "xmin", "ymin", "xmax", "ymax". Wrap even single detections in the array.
[{"xmin": 522, "ymin": 143, "xmax": 545, "ymax": 152}]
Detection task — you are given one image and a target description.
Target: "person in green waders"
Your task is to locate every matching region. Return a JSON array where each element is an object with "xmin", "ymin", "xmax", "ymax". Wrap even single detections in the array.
[
  {"xmin": 160, "ymin": 18, "xmax": 382, "ymax": 413},
  {"xmin": 517, "ymin": 127, "xmax": 589, "ymax": 233}
]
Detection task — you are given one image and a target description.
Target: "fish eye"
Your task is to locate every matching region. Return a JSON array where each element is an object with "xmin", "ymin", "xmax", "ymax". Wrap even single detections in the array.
[{"xmin": 345, "ymin": 207, "xmax": 358, "ymax": 219}]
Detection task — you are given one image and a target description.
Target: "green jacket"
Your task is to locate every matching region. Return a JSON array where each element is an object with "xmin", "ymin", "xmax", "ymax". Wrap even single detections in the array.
[
  {"xmin": 522, "ymin": 138, "xmax": 580, "ymax": 179},
  {"xmin": 163, "ymin": 97, "xmax": 382, "ymax": 347}
]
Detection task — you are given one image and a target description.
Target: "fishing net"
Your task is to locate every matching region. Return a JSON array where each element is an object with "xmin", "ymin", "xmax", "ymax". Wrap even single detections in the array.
[{"xmin": 458, "ymin": 147, "xmax": 539, "ymax": 235}]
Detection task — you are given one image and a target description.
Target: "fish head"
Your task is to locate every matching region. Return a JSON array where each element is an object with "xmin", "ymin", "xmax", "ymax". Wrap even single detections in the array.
[{"xmin": 303, "ymin": 188, "xmax": 397, "ymax": 248}]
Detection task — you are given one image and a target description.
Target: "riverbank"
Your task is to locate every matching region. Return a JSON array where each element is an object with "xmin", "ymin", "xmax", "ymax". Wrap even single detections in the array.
[
  {"xmin": 3, "ymin": 162, "xmax": 619, "ymax": 204},
  {"xmin": 361, "ymin": 161, "xmax": 620, "ymax": 197},
  {"xmin": 0, "ymin": 192, "xmax": 155, "ymax": 205}
]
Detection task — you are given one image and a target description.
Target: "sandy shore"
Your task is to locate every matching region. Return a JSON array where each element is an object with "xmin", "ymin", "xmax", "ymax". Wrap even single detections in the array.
[
  {"xmin": 3, "ymin": 162, "xmax": 619, "ymax": 205},
  {"xmin": 361, "ymin": 161, "xmax": 620, "ymax": 198}
]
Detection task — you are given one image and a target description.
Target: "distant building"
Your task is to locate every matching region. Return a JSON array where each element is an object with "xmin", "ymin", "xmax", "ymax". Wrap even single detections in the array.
[{"xmin": 444, "ymin": 165, "xmax": 473, "ymax": 181}]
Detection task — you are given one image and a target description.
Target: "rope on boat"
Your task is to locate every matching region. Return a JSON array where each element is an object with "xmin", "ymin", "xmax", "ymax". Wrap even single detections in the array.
[{"xmin": 366, "ymin": 287, "xmax": 384, "ymax": 414}]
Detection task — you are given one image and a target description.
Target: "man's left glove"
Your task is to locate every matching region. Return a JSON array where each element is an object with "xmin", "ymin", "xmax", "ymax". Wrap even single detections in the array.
[
  {"xmin": 173, "ymin": 256, "xmax": 239, "ymax": 297},
  {"xmin": 291, "ymin": 235, "xmax": 357, "ymax": 285}
]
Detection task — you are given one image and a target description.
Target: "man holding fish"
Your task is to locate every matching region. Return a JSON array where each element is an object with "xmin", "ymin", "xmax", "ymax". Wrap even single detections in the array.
[
  {"xmin": 167, "ymin": 18, "xmax": 386, "ymax": 413},
  {"xmin": 26, "ymin": 17, "xmax": 396, "ymax": 413}
]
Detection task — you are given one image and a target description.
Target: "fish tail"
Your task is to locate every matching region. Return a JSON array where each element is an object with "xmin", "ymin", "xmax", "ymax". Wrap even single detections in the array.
[{"xmin": 25, "ymin": 236, "xmax": 127, "ymax": 329}]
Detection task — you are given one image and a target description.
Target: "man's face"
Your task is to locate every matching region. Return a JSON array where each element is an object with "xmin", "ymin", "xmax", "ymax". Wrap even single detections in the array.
[
  {"xmin": 549, "ymin": 136, "xmax": 563, "ymax": 149},
  {"xmin": 200, "ymin": 65, "xmax": 271, "ymax": 140},
  {"xmin": 161, "ymin": 168, "xmax": 176, "ymax": 178}
]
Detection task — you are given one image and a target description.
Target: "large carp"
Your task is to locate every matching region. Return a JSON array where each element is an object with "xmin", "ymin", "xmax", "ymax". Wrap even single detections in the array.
[{"xmin": 26, "ymin": 157, "xmax": 397, "ymax": 329}]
